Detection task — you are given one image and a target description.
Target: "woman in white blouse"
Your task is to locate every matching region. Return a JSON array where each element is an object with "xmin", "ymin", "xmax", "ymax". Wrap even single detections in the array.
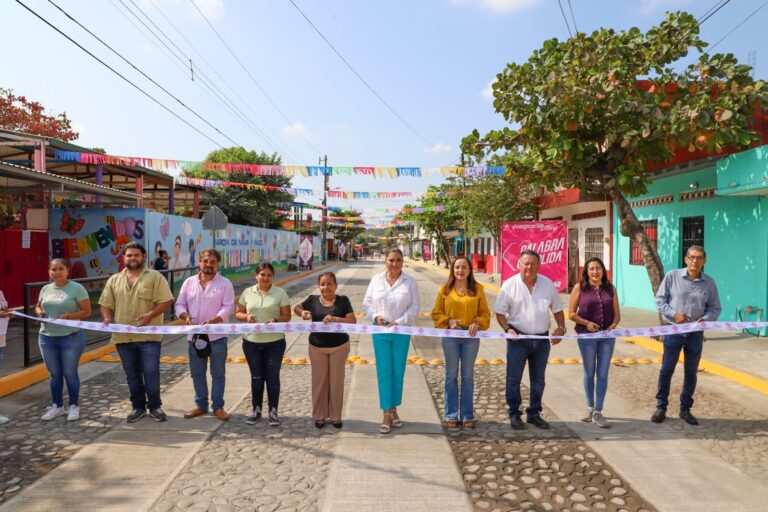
[{"xmin": 363, "ymin": 248, "xmax": 420, "ymax": 433}]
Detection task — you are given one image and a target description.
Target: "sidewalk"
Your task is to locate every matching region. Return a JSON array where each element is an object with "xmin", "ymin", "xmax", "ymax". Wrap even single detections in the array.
[{"xmin": 413, "ymin": 260, "xmax": 768, "ymax": 512}]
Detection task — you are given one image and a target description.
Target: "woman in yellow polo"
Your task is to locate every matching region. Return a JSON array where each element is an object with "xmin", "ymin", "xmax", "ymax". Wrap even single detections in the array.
[
  {"xmin": 235, "ymin": 263, "xmax": 291, "ymax": 426},
  {"xmin": 431, "ymin": 256, "xmax": 490, "ymax": 429}
]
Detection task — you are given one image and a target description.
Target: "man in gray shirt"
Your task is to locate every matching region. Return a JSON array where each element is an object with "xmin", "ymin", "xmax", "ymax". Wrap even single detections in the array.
[{"xmin": 652, "ymin": 245, "xmax": 721, "ymax": 426}]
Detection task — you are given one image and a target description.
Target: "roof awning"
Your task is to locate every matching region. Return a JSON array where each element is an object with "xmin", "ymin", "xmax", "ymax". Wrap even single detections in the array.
[{"xmin": 0, "ymin": 160, "xmax": 141, "ymax": 201}]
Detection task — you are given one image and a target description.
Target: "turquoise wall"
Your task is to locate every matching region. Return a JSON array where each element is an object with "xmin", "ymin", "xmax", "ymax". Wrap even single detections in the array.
[{"xmin": 613, "ymin": 165, "xmax": 768, "ymax": 323}]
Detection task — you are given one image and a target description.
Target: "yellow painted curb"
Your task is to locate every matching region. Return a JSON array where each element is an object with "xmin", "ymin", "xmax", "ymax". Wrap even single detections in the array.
[
  {"xmin": 625, "ymin": 336, "xmax": 768, "ymax": 395},
  {"xmin": 550, "ymin": 358, "xmax": 563, "ymax": 364},
  {"xmin": 0, "ymin": 342, "xmax": 118, "ymax": 398},
  {"xmin": 490, "ymin": 358, "xmax": 505, "ymax": 365}
]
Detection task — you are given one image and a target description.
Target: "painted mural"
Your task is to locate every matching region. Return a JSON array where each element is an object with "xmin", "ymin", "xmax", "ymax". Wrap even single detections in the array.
[
  {"xmin": 50, "ymin": 209, "xmax": 320, "ymax": 285},
  {"xmin": 145, "ymin": 212, "xmax": 212, "ymax": 273},
  {"xmin": 48, "ymin": 208, "xmax": 146, "ymax": 280}
]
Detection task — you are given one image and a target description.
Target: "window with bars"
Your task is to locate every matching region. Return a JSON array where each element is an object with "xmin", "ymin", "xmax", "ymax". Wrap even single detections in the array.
[
  {"xmin": 630, "ymin": 220, "xmax": 658, "ymax": 265},
  {"xmin": 681, "ymin": 216, "xmax": 704, "ymax": 265},
  {"xmin": 584, "ymin": 227, "xmax": 604, "ymax": 262}
]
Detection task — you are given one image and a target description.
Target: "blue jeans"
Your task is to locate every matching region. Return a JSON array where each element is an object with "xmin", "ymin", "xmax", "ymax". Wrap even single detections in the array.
[
  {"xmin": 577, "ymin": 337, "xmax": 615, "ymax": 411},
  {"xmin": 39, "ymin": 331, "xmax": 86, "ymax": 407},
  {"xmin": 242, "ymin": 339, "xmax": 286, "ymax": 411},
  {"xmin": 116, "ymin": 341, "xmax": 162, "ymax": 410},
  {"xmin": 656, "ymin": 331, "xmax": 704, "ymax": 411},
  {"xmin": 0, "ymin": 346, "xmax": 5, "ymax": 362},
  {"xmin": 372, "ymin": 333, "xmax": 411, "ymax": 410},
  {"xmin": 188, "ymin": 337, "xmax": 228, "ymax": 411},
  {"xmin": 506, "ymin": 336, "xmax": 551, "ymax": 418},
  {"xmin": 442, "ymin": 337, "xmax": 480, "ymax": 420}
]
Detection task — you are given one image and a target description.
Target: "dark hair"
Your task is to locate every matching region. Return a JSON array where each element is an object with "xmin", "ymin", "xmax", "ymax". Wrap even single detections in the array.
[
  {"xmin": 154, "ymin": 241, "xmax": 162, "ymax": 254},
  {"xmin": 189, "ymin": 238, "xmax": 195, "ymax": 249},
  {"xmin": 385, "ymin": 248, "xmax": 404, "ymax": 259},
  {"xmin": 686, "ymin": 245, "xmax": 706, "ymax": 258},
  {"xmin": 49, "ymin": 258, "xmax": 68, "ymax": 269},
  {"xmin": 174, "ymin": 235, "xmax": 181, "ymax": 246},
  {"xmin": 443, "ymin": 256, "xmax": 477, "ymax": 296},
  {"xmin": 519, "ymin": 249, "xmax": 541, "ymax": 262},
  {"xmin": 317, "ymin": 271, "xmax": 337, "ymax": 285},
  {"xmin": 256, "ymin": 262, "xmax": 275, "ymax": 275},
  {"xmin": 160, "ymin": 250, "xmax": 168, "ymax": 258},
  {"xmin": 123, "ymin": 242, "xmax": 146, "ymax": 255},
  {"xmin": 199, "ymin": 247, "xmax": 221, "ymax": 262},
  {"xmin": 580, "ymin": 257, "xmax": 613, "ymax": 291}
]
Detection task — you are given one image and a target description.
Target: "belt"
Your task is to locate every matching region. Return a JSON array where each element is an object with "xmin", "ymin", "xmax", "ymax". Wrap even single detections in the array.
[{"xmin": 508, "ymin": 325, "xmax": 549, "ymax": 337}]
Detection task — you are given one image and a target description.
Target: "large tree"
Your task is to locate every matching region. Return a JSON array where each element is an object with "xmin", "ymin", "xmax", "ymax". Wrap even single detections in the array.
[
  {"xmin": 183, "ymin": 147, "xmax": 293, "ymax": 228},
  {"xmin": 326, "ymin": 208, "xmax": 365, "ymax": 245},
  {"xmin": 400, "ymin": 180, "xmax": 464, "ymax": 266},
  {"xmin": 0, "ymin": 88, "xmax": 78, "ymax": 141},
  {"xmin": 462, "ymin": 155, "xmax": 539, "ymax": 250},
  {"xmin": 462, "ymin": 11, "xmax": 768, "ymax": 295}
]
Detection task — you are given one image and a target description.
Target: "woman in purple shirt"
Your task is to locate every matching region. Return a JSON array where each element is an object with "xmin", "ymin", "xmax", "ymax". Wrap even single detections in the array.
[{"xmin": 568, "ymin": 257, "xmax": 620, "ymax": 428}]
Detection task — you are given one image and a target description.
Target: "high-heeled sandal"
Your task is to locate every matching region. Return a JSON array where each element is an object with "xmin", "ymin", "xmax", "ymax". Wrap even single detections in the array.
[
  {"xmin": 391, "ymin": 408, "xmax": 403, "ymax": 428},
  {"xmin": 380, "ymin": 412, "xmax": 392, "ymax": 434}
]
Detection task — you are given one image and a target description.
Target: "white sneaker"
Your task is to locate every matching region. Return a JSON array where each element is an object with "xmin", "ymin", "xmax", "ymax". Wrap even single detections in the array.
[
  {"xmin": 41, "ymin": 405, "xmax": 66, "ymax": 421},
  {"xmin": 0, "ymin": 415, "xmax": 9, "ymax": 425},
  {"xmin": 580, "ymin": 407, "xmax": 594, "ymax": 422},
  {"xmin": 67, "ymin": 405, "xmax": 80, "ymax": 421},
  {"xmin": 593, "ymin": 410, "xmax": 610, "ymax": 428}
]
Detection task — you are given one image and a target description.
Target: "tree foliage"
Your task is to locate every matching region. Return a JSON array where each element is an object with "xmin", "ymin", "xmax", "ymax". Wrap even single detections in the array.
[
  {"xmin": 326, "ymin": 208, "xmax": 365, "ymax": 244},
  {"xmin": 0, "ymin": 88, "xmax": 78, "ymax": 141},
  {"xmin": 462, "ymin": 11, "xmax": 768, "ymax": 294},
  {"xmin": 400, "ymin": 179, "xmax": 464, "ymax": 265},
  {"xmin": 183, "ymin": 147, "xmax": 292, "ymax": 229}
]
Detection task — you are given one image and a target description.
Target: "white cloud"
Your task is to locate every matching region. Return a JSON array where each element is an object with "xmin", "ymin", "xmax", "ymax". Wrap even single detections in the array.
[
  {"xmin": 450, "ymin": 0, "xmax": 541, "ymax": 14},
  {"xmin": 282, "ymin": 122, "xmax": 309, "ymax": 137},
  {"xmin": 482, "ymin": 79, "xmax": 496, "ymax": 100},
  {"xmin": 425, "ymin": 142, "xmax": 452, "ymax": 154}
]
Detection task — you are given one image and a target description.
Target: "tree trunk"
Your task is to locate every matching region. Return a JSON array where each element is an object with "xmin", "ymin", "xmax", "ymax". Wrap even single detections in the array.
[{"xmin": 609, "ymin": 189, "xmax": 666, "ymax": 298}]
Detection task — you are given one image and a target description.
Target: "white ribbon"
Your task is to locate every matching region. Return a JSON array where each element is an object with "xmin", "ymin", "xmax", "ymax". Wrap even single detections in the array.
[{"xmin": 11, "ymin": 311, "xmax": 767, "ymax": 340}]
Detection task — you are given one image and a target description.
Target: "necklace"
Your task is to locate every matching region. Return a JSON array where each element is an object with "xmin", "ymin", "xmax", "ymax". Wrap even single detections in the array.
[{"xmin": 319, "ymin": 296, "xmax": 336, "ymax": 307}]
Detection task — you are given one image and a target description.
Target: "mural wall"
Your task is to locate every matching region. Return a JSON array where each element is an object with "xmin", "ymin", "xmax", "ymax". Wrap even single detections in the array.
[{"xmin": 50, "ymin": 209, "xmax": 320, "ymax": 283}]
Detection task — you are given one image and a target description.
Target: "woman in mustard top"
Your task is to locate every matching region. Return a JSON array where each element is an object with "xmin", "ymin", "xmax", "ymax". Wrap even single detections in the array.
[{"xmin": 431, "ymin": 256, "xmax": 490, "ymax": 428}]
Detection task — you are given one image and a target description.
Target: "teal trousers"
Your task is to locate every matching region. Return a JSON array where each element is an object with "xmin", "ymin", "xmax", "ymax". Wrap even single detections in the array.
[{"xmin": 372, "ymin": 332, "xmax": 411, "ymax": 410}]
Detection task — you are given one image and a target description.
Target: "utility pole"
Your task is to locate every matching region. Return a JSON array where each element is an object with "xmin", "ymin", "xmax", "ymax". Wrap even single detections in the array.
[{"xmin": 320, "ymin": 155, "xmax": 329, "ymax": 261}]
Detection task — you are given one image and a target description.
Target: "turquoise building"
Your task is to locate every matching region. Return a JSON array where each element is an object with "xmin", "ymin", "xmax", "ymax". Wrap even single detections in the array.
[{"xmin": 613, "ymin": 144, "xmax": 768, "ymax": 329}]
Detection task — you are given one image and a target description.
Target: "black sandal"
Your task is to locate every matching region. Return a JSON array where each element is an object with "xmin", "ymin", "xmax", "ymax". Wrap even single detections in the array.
[
  {"xmin": 314, "ymin": 420, "xmax": 326, "ymax": 429},
  {"xmin": 332, "ymin": 421, "xmax": 343, "ymax": 429}
]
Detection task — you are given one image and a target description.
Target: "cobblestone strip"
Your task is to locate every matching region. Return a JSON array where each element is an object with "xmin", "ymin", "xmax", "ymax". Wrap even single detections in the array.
[
  {"xmin": 422, "ymin": 366, "xmax": 656, "ymax": 512},
  {"xmin": 0, "ymin": 363, "xmax": 189, "ymax": 503},
  {"xmin": 606, "ymin": 363, "xmax": 768, "ymax": 479},
  {"xmin": 151, "ymin": 365, "xmax": 351, "ymax": 512}
]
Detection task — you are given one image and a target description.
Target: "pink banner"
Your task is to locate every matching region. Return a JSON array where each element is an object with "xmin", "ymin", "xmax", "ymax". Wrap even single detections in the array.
[{"xmin": 501, "ymin": 221, "xmax": 567, "ymax": 291}]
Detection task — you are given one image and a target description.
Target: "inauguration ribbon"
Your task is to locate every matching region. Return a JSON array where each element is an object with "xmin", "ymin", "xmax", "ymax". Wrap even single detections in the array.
[{"xmin": 11, "ymin": 312, "xmax": 766, "ymax": 340}]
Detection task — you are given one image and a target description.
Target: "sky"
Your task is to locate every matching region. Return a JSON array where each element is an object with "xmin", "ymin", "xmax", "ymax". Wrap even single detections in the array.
[{"xmin": 2, "ymin": 0, "xmax": 765, "ymax": 218}]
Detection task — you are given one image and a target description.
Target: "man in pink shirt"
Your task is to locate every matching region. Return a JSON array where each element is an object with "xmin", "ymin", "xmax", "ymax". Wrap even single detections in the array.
[{"xmin": 175, "ymin": 248, "xmax": 235, "ymax": 421}]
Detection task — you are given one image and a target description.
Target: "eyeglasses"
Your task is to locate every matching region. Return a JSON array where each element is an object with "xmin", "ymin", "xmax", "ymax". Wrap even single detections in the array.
[{"xmin": 686, "ymin": 255, "xmax": 705, "ymax": 261}]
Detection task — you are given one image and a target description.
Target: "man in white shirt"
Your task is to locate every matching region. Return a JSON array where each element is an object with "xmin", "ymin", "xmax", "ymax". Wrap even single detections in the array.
[{"xmin": 493, "ymin": 250, "xmax": 566, "ymax": 430}]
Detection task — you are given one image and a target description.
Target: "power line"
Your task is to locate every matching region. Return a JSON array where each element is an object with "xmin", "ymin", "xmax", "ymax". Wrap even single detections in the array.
[
  {"xmin": 285, "ymin": 0, "xmax": 436, "ymax": 147},
  {"xmin": 698, "ymin": 0, "xmax": 730, "ymax": 24},
  {"xmin": 556, "ymin": 0, "xmax": 573, "ymax": 37},
  {"xmin": 566, "ymin": 0, "xmax": 578, "ymax": 33},
  {"xmin": 112, "ymin": 0, "xmax": 303, "ymax": 163},
  {"xmin": 189, "ymin": 0, "xmax": 322, "ymax": 155},
  {"xmin": 13, "ymin": 0, "xmax": 226, "ymax": 148},
  {"xmin": 144, "ymin": 0, "xmax": 306, "ymax": 164},
  {"xmin": 45, "ymin": 0, "xmax": 241, "ymax": 147},
  {"xmin": 710, "ymin": 0, "xmax": 768, "ymax": 51}
]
